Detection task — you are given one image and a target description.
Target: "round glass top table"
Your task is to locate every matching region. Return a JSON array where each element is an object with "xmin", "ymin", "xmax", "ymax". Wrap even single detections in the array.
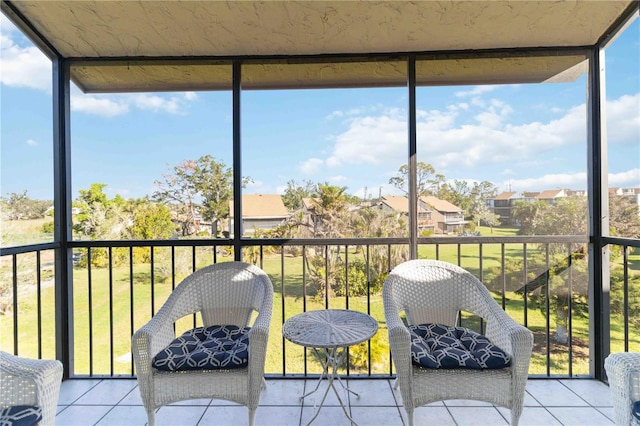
[{"xmin": 282, "ymin": 309, "xmax": 378, "ymax": 425}]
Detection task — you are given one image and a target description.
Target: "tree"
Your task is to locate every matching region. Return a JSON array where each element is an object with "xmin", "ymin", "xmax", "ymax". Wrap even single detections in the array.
[
  {"xmin": 130, "ymin": 200, "xmax": 175, "ymax": 240},
  {"xmin": 439, "ymin": 180, "xmax": 472, "ymax": 215},
  {"xmin": 153, "ymin": 155, "xmax": 250, "ymax": 237},
  {"xmin": 74, "ymin": 183, "xmax": 113, "ymax": 239},
  {"xmin": 511, "ymin": 199, "xmax": 546, "ymax": 235},
  {"xmin": 472, "ymin": 202, "xmax": 500, "ymax": 232},
  {"xmin": 610, "ymin": 194, "xmax": 640, "ymax": 238},
  {"xmin": 281, "ymin": 179, "xmax": 316, "ymax": 211},
  {"xmin": 0, "ymin": 191, "xmax": 51, "ymax": 220},
  {"xmin": 388, "ymin": 162, "xmax": 443, "ymax": 196}
]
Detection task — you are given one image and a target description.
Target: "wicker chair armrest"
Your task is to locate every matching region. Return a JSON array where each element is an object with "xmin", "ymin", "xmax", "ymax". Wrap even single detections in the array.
[
  {"xmin": 387, "ymin": 320, "xmax": 412, "ymax": 369},
  {"xmin": 132, "ymin": 309, "xmax": 178, "ymax": 367},
  {"xmin": 0, "ymin": 351, "xmax": 63, "ymax": 420},
  {"xmin": 606, "ymin": 352, "xmax": 640, "ymax": 425}
]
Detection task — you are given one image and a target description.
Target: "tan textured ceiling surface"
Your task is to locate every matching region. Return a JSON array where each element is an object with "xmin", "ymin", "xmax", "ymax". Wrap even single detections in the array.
[{"xmin": 5, "ymin": 0, "xmax": 635, "ymax": 92}]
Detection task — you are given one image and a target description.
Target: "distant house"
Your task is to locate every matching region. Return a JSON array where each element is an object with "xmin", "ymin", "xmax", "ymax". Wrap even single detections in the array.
[
  {"xmin": 610, "ymin": 187, "xmax": 640, "ymax": 216},
  {"xmin": 421, "ymin": 195, "xmax": 466, "ymax": 234},
  {"xmin": 379, "ymin": 195, "xmax": 468, "ymax": 234},
  {"xmin": 488, "ymin": 191, "xmax": 517, "ymax": 225},
  {"xmin": 378, "ymin": 195, "xmax": 434, "ymax": 233},
  {"xmin": 228, "ymin": 194, "xmax": 289, "ymax": 237},
  {"xmin": 536, "ymin": 189, "xmax": 566, "ymax": 204}
]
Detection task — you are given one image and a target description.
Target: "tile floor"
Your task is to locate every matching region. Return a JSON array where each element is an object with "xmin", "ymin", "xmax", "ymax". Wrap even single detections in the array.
[{"xmin": 55, "ymin": 377, "xmax": 615, "ymax": 425}]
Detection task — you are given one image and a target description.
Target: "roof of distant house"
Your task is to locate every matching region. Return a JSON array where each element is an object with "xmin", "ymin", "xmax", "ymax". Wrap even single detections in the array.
[
  {"xmin": 381, "ymin": 195, "xmax": 409, "ymax": 213},
  {"xmin": 536, "ymin": 189, "xmax": 565, "ymax": 200},
  {"xmin": 494, "ymin": 191, "xmax": 517, "ymax": 200},
  {"xmin": 421, "ymin": 195, "xmax": 462, "ymax": 213},
  {"xmin": 229, "ymin": 194, "xmax": 289, "ymax": 218}
]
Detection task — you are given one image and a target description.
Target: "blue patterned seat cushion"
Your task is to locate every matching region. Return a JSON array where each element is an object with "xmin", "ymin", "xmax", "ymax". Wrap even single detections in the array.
[
  {"xmin": 0, "ymin": 405, "xmax": 42, "ymax": 426},
  {"xmin": 408, "ymin": 323, "xmax": 511, "ymax": 369},
  {"xmin": 152, "ymin": 325, "xmax": 250, "ymax": 371}
]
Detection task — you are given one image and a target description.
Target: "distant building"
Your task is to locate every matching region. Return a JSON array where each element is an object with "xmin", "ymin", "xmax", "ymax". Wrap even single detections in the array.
[
  {"xmin": 489, "ymin": 187, "xmax": 640, "ymax": 225},
  {"xmin": 487, "ymin": 191, "xmax": 517, "ymax": 225},
  {"xmin": 421, "ymin": 195, "xmax": 466, "ymax": 234},
  {"xmin": 379, "ymin": 195, "xmax": 466, "ymax": 234},
  {"xmin": 229, "ymin": 194, "xmax": 289, "ymax": 237},
  {"xmin": 379, "ymin": 195, "xmax": 435, "ymax": 234}
]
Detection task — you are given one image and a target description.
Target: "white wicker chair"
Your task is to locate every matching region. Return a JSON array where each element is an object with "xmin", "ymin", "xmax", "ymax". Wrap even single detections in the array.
[
  {"xmin": 132, "ymin": 261, "xmax": 274, "ymax": 426},
  {"xmin": 605, "ymin": 352, "xmax": 640, "ymax": 425},
  {"xmin": 383, "ymin": 259, "xmax": 533, "ymax": 426},
  {"xmin": 0, "ymin": 350, "xmax": 63, "ymax": 426}
]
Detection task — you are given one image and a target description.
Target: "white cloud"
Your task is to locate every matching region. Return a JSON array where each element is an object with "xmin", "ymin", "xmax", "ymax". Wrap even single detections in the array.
[
  {"xmin": 609, "ymin": 168, "xmax": 640, "ymax": 187},
  {"xmin": 26, "ymin": 139, "xmax": 38, "ymax": 146},
  {"xmin": 503, "ymin": 172, "xmax": 587, "ymax": 193},
  {"xmin": 0, "ymin": 24, "xmax": 51, "ymax": 91},
  {"xmin": 326, "ymin": 113, "xmax": 408, "ymax": 168},
  {"xmin": 129, "ymin": 93, "xmax": 192, "ymax": 115},
  {"xmin": 455, "ymin": 85, "xmax": 498, "ymax": 98},
  {"xmin": 299, "ymin": 158, "xmax": 323, "ymax": 174},
  {"xmin": 326, "ymin": 92, "xmax": 638, "ymax": 174},
  {"xmin": 70, "ymin": 92, "xmax": 197, "ymax": 117},
  {"xmin": 501, "ymin": 168, "xmax": 640, "ymax": 193},
  {"xmin": 71, "ymin": 95, "xmax": 130, "ymax": 117},
  {"xmin": 606, "ymin": 93, "xmax": 640, "ymax": 145},
  {"xmin": 327, "ymin": 175, "xmax": 348, "ymax": 183}
]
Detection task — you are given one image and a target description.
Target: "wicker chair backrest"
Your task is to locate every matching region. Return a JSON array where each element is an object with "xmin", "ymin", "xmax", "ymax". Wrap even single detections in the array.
[{"xmin": 383, "ymin": 259, "xmax": 494, "ymax": 327}]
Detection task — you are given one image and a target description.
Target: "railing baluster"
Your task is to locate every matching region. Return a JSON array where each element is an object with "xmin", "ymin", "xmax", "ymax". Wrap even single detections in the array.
[
  {"xmin": 36, "ymin": 251, "xmax": 42, "ymax": 359},
  {"xmin": 523, "ymin": 243, "xmax": 528, "ymax": 328},
  {"xmin": 567, "ymin": 243, "xmax": 573, "ymax": 377},
  {"xmin": 623, "ymin": 244, "xmax": 629, "ymax": 351},
  {"xmin": 12, "ymin": 254, "xmax": 18, "ymax": 355},
  {"xmin": 108, "ymin": 247, "xmax": 114, "ymax": 376},
  {"xmin": 281, "ymin": 246, "xmax": 286, "ymax": 376},
  {"xmin": 129, "ymin": 246, "xmax": 135, "ymax": 375},
  {"xmin": 87, "ymin": 247, "xmax": 93, "ymax": 376},
  {"xmin": 545, "ymin": 243, "xmax": 550, "ymax": 377}
]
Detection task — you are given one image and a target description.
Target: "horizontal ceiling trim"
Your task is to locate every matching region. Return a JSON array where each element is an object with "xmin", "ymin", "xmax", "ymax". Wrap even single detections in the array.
[{"xmin": 66, "ymin": 45, "xmax": 592, "ymax": 67}]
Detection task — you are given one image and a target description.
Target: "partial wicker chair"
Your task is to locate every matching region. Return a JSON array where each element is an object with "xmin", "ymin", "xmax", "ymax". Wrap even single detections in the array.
[
  {"xmin": 383, "ymin": 259, "xmax": 533, "ymax": 426},
  {"xmin": 0, "ymin": 350, "xmax": 63, "ymax": 426},
  {"xmin": 605, "ymin": 352, "xmax": 640, "ymax": 425},
  {"xmin": 132, "ymin": 261, "xmax": 274, "ymax": 426}
]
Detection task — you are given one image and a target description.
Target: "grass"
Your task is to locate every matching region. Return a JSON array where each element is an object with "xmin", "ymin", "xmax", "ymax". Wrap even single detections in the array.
[
  {"xmin": 0, "ymin": 218, "xmax": 53, "ymax": 247},
  {"xmin": 1, "ymin": 224, "xmax": 638, "ymax": 377}
]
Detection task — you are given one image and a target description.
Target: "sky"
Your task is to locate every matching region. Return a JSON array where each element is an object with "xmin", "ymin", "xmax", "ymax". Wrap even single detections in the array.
[{"xmin": 1, "ymin": 14, "xmax": 639, "ymax": 202}]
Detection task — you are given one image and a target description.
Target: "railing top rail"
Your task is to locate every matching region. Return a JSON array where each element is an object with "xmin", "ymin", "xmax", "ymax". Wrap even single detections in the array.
[
  {"xmin": 2, "ymin": 235, "xmax": 599, "ymax": 255},
  {"xmin": 602, "ymin": 236, "xmax": 640, "ymax": 248},
  {"xmin": 0, "ymin": 242, "xmax": 60, "ymax": 256}
]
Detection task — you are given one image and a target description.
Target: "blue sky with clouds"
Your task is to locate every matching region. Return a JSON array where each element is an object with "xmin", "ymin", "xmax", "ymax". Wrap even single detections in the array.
[{"xmin": 1, "ymin": 15, "xmax": 638, "ymax": 202}]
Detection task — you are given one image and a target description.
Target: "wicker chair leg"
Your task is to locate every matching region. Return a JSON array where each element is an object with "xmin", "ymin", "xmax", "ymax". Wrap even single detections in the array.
[
  {"xmin": 405, "ymin": 408, "xmax": 414, "ymax": 426},
  {"xmin": 510, "ymin": 411, "xmax": 520, "ymax": 426},
  {"xmin": 145, "ymin": 407, "xmax": 156, "ymax": 426},
  {"xmin": 248, "ymin": 407, "xmax": 257, "ymax": 426}
]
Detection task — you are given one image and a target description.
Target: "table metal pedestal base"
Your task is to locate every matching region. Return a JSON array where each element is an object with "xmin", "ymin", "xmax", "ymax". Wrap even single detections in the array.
[{"xmin": 301, "ymin": 346, "xmax": 360, "ymax": 425}]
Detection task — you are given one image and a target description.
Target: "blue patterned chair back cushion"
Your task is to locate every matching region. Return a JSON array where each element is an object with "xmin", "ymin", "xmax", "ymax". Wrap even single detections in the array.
[
  {"xmin": 408, "ymin": 323, "xmax": 511, "ymax": 369},
  {"xmin": 153, "ymin": 325, "xmax": 250, "ymax": 371},
  {"xmin": 0, "ymin": 405, "xmax": 42, "ymax": 426},
  {"xmin": 633, "ymin": 401, "xmax": 640, "ymax": 422}
]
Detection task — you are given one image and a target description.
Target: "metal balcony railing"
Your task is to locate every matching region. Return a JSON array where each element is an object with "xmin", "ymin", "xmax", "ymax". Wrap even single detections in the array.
[{"xmin": 1, "ymin": 236, "xmax": 638, "ymax": 379}]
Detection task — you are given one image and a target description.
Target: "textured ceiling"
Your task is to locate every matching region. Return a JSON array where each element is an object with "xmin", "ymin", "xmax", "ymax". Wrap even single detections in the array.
[{"xmin": 3, "ymin": 0, "xmax": 636, "ymax": 92}]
